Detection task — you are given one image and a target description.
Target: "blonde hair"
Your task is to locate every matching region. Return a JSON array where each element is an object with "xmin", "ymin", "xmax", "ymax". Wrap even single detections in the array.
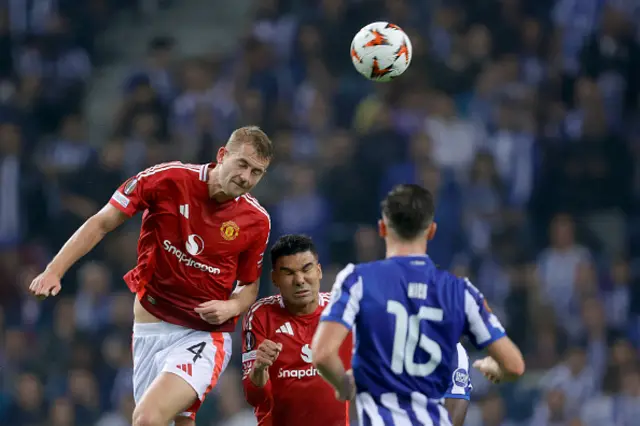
[{"xmin": 227, "ymin": 126, "xmax": 274, "ymax": 161}]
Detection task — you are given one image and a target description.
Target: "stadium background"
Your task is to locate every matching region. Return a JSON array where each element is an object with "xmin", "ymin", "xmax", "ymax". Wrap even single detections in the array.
[{"xmin": 1, "ymin": 0, "xmax": 640, "ymax": 424}]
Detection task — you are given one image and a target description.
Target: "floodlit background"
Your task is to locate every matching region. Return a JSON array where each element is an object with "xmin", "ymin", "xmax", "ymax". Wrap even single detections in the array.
[{"xmin": 1, "ymin": 0, "xmax": 640, "ymax": 425}]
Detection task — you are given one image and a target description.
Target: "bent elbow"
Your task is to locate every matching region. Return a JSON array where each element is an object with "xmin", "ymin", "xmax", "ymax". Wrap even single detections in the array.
[{"xmin": 505, "ymin": 357, "xmax": 526, "ymax": 378}]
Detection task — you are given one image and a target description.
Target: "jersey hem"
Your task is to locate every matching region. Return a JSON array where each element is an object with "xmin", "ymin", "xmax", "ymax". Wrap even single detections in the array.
[{"xmin": 443, "ymin": 393, "xmax": 470, "ymax": 400}]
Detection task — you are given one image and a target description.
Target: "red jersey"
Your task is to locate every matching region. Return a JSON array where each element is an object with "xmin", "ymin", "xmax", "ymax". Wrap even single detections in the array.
[
  {"xmin": 108, "ymin": 161, "xmax": 270, "ymax": 332},
  {"xmin": 241, "ymin": 293, "xmax": 352, "ymax": 426}
]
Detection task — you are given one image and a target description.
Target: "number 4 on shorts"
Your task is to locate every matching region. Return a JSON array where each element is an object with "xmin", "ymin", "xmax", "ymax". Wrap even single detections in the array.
[{"xmin": 187, "ymin": 342, "xmax": 206, "ymax": 363}]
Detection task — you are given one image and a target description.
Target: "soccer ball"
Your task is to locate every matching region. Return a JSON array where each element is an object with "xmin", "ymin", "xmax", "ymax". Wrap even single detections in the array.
[{"xmin": 350, "ymin": 21, "xmax": 413, "ymax": 82}]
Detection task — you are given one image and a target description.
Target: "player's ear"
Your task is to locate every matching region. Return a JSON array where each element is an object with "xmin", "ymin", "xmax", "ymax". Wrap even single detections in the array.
[
  {"xmin": 427, "ymin": 222, "xmax": 437, "ymax": 241},
  {"xmin": 271, "ymin": 270, "xmax": 279, "ymax": 289},
  {"xmin": 316, "ymin": 262, "xmax": 323, "ymax": 280},
  {"xmin": 216, "ymin": 147, "xmax": 227, "ymax": 163},
  {"xmin": 378, "ymin": 219, "xmax": 387, "ymax": 238}
]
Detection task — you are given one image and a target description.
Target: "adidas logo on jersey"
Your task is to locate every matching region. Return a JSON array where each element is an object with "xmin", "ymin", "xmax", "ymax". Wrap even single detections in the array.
[
  {"xmin": 176, "ymin": 363, "xmax": 193, "ymax": 376},
  {"xmin": 275, "ymin": 322, "xmax": 294, "ymax": 336},
  {"xmin": 179, "ymin": 204, "xmax": 190, "ymax": 219}
]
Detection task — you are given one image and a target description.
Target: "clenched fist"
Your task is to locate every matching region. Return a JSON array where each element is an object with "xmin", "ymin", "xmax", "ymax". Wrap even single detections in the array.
[
  {"xmin": 29, "ymin": 270, "xmax": 62, "ymax": 299},
  {"xmin": 473, "ymin": 356, "xmax": 503, "ymax": 384},
  {"xmin": 253, "ymin": 339, "xmax": 283, "ymax": 371}
]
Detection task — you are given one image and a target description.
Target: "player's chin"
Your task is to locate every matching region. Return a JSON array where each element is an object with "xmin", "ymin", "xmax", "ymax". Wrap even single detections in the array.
[
  {"xmin": 224, "ymin": 187, "xmax": 243, "ymax": 198},
  {"xmin": 228, "ymin": 183, "xmax": 250, "ymax": 197},
  {"xmin": 292, "ymin": 290, "xmax": 314, "ymax": 303}
]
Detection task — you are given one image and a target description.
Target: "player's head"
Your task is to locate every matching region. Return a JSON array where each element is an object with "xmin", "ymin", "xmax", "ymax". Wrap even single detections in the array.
[
  {"xmin": 379, "ymin": 183, "xmax": 437, "ymax": 244},
  {"xmin": 270, "ymin": 234, "xmax": 322, "ymax": 310},
  {"xmin": 215, "ymin": 126, "xmax": 273, "ymax": 197}
]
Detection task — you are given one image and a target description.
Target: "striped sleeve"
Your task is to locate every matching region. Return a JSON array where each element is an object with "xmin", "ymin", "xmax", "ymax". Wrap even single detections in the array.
[
  {"xmin": 109, "ymin": 162, "xmax": 206, "ymax": 216},
  {"xmin": 462, "ymin": 278, "xmax": 506, "ymax": 350},
  {"xmin": 320, "ymin": 263, "xmax": 363, "ymax": 330},
  {"xmin": 237, "ymin": 194, "xmax": 271, "ymax": 284},
  {"xmin": 445, "ymin": 344, "xmax": 472, "ymax": 400}
]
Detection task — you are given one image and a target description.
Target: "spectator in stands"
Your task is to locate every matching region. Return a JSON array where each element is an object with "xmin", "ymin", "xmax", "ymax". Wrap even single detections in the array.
[{"xmin": 539, "ymin": 344, "xmax": 598, "ymax": 418}]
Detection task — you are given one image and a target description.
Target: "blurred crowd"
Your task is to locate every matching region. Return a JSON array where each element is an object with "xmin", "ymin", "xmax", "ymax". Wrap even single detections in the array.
[{"xmin": 1, "ymin": 0, "xmax": 640, "ymax": 425}]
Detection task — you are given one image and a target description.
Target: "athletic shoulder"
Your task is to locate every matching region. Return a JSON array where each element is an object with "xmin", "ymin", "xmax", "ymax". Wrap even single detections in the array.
[
  {"xmin": 243, "ymin": 294, "xmax": 282, "ymax": 331},
  {"xmin": 136, "ymin": 161, "xmax": 209, "ymax": 183},
  {"xmin": 240, "ymin": 193, "xmax": 271, "ymax": 229},
  {"xmin": 127, "ymin": 162, "xmax": 208, "ymax": 195}
]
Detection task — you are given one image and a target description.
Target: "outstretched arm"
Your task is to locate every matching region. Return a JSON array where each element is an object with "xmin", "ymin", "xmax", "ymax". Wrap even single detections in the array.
[
  {"xmin": 47, "ymin": 204, "xmax": 128, "ymax": 278},
  {"xmin": 312, "ymin": 321, "xmax": 352, "ymax": 399},
  {"xmin": 30, "ymin": 204, "xmax": 128, "ymax": 297},
  {"xmin": 312, "ymin": 264, "xmax": 361, "ymax": 400}
]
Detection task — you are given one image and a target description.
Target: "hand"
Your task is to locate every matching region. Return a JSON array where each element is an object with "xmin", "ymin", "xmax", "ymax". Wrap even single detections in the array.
[
  {"xmin": 253, "ymin": 339, "xmax": 283, "ymax": 371},
  {"xmin": 29, "ymin": 269, "xmax": 62, "ymax": 299},
  {"xmin": 473, "ymin": 356, "xmax": 503, "ymax": 384},
  {"xmin": 335, "ymin": 370, "xmax": 356, "ymax": 401},
  {"xmin": 194, "ymin": 299, "xmax": 240, "ymax": 325}
]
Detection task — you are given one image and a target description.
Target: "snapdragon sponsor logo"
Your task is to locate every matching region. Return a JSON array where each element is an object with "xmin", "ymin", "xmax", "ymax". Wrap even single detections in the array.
[
  {"xmin": 277, "ymin": 366, "xmax": 319, "ymax": 379},
  {"xmin": 277, "ymin": 344, "xmax": 318, "ymax": 379},
  {"xmin": 163, "ymin": 239, "xmax": 220, "ymax": 274}
]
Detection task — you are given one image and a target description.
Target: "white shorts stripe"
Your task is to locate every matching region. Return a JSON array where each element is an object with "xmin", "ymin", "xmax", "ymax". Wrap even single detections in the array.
[
  {"xmin": 357, "ymin": 392, "xmax": 385, "ymax": 426},
  {"xmin": 381, "ymin": 393, "xmax": 412, "ymax": 425},
  {"xmin": 411, "ymin": 392, "xmax": 434, "ymax": 426}
]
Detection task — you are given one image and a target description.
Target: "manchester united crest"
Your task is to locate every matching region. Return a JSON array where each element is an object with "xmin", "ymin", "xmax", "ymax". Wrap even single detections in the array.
[{"xmin": 220, "ymin": 221, "xmax": 240, "ymax": 241}]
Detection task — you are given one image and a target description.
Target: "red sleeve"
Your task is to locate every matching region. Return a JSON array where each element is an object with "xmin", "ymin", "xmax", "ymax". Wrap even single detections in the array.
[
  {"xmin": 237, "ymin": 207, "xmax": 270, "ymax": 284},
  {"xmin": 241, "ymin": 302, "xmax": 273, "ymax": 407},
  {"xmin": 108, "ymin": 162, "xmax": 183, "ymax": 217}
]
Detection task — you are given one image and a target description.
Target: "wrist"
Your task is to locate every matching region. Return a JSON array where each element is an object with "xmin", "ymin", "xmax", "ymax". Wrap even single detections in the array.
[
  {"xmin": 227, "ymin": 299, "xmax": 243, "ymax": 317},
  {"xmin": 249, "ymin": 365, "xmax": 269, "ymax": 387},
  {"xmin": 45, "ymin": 264, "xmax": 64, "ymax": 280}
]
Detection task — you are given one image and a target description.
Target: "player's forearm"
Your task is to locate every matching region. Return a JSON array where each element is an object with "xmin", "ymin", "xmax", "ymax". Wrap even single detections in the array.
[
  {"xmin": 248, "ymin": 367, "xmax": 269, "ymax": 388},
  {"xmin": 244, "ymin": 371, "xmax": 272, "ymax": 407},
  {"xmin": 229, "ymin": 280, "xmax": 260, "ymax": 316},
  {"xmin": 314, "ymin": 353, "xmax": 347, "ymax": 392},
  {"xmin": 47, "ymin": 208, "xmax": 123, "ymax": 278}
]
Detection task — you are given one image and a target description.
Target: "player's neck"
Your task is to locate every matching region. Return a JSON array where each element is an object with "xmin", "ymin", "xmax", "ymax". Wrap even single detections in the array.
[
  {"xmin": 207, "ymin": 167, "xmax": 234, "ymax": 203},
  {"xmin": 385, "ymin": 240, "xmax": 428, "ymax": 258},
  {"xmin": 283, "ymin": 298, "xmax": 319, "ymax": 316}
]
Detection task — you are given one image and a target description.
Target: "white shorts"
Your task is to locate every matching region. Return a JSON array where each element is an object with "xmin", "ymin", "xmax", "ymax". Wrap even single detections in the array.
[{"xmin": 132, "ymin": 321, "xmax": 232, "ymax": 419}]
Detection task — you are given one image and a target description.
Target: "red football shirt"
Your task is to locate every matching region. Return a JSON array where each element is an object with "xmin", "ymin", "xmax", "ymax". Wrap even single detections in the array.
[
  {"xmin": 108, "ymin": 161, "xmax": 271, "ymax": 332},
  {"xmin": 241, "ymin": 293, "xmax": 352, "ymax": 426}
]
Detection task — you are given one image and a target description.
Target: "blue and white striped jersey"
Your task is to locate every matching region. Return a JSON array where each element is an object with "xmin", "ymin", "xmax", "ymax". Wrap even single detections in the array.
[
  {"xmin": 321, "ymin": 255, "xmax": 505, "ymax": 426},
  {"xmin": 445, "ymin": 344, "xmax": 472, "ymax": 400}
]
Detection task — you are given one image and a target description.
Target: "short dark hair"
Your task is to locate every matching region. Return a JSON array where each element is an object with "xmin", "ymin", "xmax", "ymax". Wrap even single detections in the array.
[
  {"xmin": 381, "ymin": 184, "xmax": 435, "ymax": 240},
  {"xmin": 270, "ymin": 234, "xmax": 318, "ymax": 267}
]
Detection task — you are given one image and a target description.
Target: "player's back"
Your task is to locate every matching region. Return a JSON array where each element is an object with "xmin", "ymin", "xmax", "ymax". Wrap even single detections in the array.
[
  {"xmin": 354, "ymin": 256, "xmax": 463, "ymax": 395},
  {"xmin": 323, "ymin": 254, "xmax": 501, "ymax": 426}
]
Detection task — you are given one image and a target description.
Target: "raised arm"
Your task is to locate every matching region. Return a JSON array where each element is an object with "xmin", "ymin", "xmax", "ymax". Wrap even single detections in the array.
[
  {"xmin": 30, "ymin": 163, "xmax": 176, "ymax": 298},
  {"xmin": 30, "ymin": 204, "xmax": 128, "ymax": 297}
]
